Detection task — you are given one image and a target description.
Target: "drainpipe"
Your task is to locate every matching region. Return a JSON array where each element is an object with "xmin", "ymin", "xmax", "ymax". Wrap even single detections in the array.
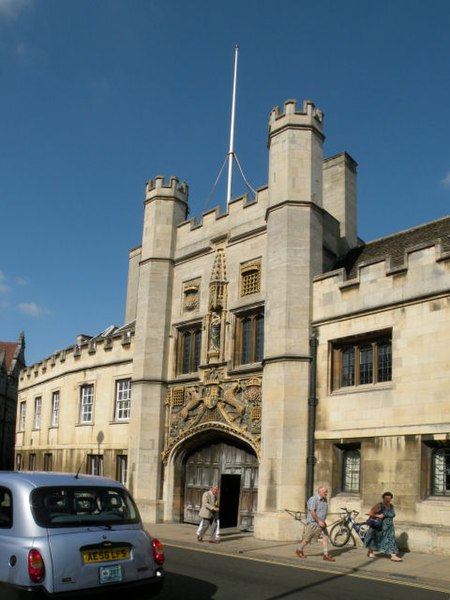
[{"xmin": 306, "ymin": 329, "xmax": 318, "ymax": 501}]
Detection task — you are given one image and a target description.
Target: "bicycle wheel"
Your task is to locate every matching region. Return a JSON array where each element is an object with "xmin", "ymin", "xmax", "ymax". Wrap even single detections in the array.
[{"xmin": 329, "ymin": 522, "xmax": 351, "ymax": 547}]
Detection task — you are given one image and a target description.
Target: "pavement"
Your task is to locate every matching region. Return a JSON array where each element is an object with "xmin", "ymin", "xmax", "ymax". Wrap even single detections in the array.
[{"xmin": 145, "ymin": 521, "xmax": 450, "ymax": 594}]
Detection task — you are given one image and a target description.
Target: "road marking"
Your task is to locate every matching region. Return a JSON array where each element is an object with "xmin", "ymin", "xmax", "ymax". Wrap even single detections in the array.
[{"xmin": 165, "ymin": 542, "xmax": 449, "ymax": 595}]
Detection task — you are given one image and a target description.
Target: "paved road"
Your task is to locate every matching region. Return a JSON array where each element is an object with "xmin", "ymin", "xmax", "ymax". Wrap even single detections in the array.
[{"xmin": 156, "ymin": 545, "xmax": 448, "ymax": 600}]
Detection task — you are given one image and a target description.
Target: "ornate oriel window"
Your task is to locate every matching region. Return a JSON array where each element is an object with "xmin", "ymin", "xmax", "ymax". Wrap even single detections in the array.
[
  {"xmin": 235, "ymin": 309, "xmax": 264, "ymax": 366},
  {"xmin": 240, "ymin": 260, "xmax": 261, "ymax": 297},
  {"xmin": 177, "ymin": 325, "xmax": 202, "ymax": 374},
  {"xmin": 331, "ymin": 330, "xmax": 392, "ymax": 391}
]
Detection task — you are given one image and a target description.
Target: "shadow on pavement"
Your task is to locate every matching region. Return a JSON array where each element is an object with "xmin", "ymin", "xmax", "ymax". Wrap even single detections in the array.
[{"xmin": 154, "ymin": 572, "xmax": 218, "ymax": 600}]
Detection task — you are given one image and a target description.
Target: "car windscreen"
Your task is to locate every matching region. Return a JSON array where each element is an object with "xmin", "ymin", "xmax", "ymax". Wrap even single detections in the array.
[{"xmin": 30, "ymin": 486, "xmax": 141, "ymax": 528}]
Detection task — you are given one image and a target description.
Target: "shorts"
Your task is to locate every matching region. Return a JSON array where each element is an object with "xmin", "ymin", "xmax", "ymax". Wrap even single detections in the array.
[{"xmin": 303, "ymin": 522, "xmax": 329, "ymax": 542}]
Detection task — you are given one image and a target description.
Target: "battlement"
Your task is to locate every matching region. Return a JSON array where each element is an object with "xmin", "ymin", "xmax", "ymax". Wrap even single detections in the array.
[
  {"xmin": 19, "ymin": 324, "xmax": 134, "ymax": 385},
  {"xmin": 268, "ymin": 99, "xmax": 324, "ymax": 137},
  {"xmin": 174, "ymin": 187, "xmax": 269, "ymax": 254},
  {"xmin": 313, "ymin": 238, "xmax": 450, "ymax": 324},
  {"xmin": 145, "ymin": 175, "xmax": 189, "ymax": 204}
]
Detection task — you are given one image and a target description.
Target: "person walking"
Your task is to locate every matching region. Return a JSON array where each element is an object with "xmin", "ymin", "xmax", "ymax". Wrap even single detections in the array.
[
  {"xmin": 296, "ymin": 485, "xmax": 335, "ymax": 561},
  {"xmin": 365, "ymin": 491, "xmax": 402, "ymax": 561},
  {"xmin": 197, "ymin": 486, "xmax": 220, "ymax": 543}
]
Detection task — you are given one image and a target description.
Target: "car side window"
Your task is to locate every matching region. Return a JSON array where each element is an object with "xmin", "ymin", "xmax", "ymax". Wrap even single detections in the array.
[{"xmin": 0, "ymin": 486, "xmax": 12, "ymax": 528}]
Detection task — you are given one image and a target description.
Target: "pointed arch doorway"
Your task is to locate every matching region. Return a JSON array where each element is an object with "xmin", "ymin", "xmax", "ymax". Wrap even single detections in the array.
[{"xmin": 184, "ymin": 439, "xmax": 258, "ymax": 531}]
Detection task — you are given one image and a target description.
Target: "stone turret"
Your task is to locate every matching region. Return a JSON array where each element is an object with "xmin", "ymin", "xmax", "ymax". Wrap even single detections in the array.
[
  {"xmin": 255, "ymin": 99, "xmax": 325, "ymax": 539},
  {"xmin": 268, "ymin": 99, "xmax": 324, "ymax": 208},
  {"xmin": 128, "ymin": 175, "xmax": 188, "ymax": 522}
]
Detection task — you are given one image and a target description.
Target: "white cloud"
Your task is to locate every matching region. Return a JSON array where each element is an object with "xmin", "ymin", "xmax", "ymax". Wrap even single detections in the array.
[
  {"xmin": 0, "ymin": 0, "xmax": 33, "ymax": 20},
  {"xmin": 15, "ymin": 276, "xmax": 29, "ymax": 286},
  {"xmin": 18, "ymin": 302, "xmax": 50, "ymax": 318},
  {"xmin": 442, "ymin": 172, "xmax": 450, "ymax": 190}
]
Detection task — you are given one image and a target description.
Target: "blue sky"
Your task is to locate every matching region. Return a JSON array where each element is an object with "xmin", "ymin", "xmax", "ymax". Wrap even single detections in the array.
[{"xmin": 1, "ymin": 0, "xmax": 449, "ymax": 365}]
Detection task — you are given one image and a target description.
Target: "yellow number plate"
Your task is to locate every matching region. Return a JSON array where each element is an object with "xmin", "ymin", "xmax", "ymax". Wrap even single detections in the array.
[{"xmin": 82, "ymin": 547, "xmax": 130, "ymax": 563}]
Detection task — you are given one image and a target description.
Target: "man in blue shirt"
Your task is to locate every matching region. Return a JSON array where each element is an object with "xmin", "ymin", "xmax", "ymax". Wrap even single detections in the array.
[{"xmin": 296, "ymin": 485, "xmax": 336, "ymax": 561}]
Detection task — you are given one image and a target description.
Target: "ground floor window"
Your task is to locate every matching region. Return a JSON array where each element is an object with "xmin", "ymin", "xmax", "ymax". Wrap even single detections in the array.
[
  {"xmin": 87, "ymin": 454, "xmax": 104, "ymax": 476},
  {"xmin": 342, "ymin": 448, "xmax": 361, "ymax": 493},
  {"xmin": 28, "ymin": 453, "xmax": 36, "ymax": 471},
  {"xmin": 432, "ymin": 446, "xmax": 450, "ymax": 496},
  {"xmin": 333, "ymin": 443, "xmax": 361, "ymax": 494},
  {"xmin": 44, "ymin": 453, "xmax": 53, "ymax": 471},
  {"xmin": 116, "ymin": 455, "xmax": 128, "ymax": 485}
]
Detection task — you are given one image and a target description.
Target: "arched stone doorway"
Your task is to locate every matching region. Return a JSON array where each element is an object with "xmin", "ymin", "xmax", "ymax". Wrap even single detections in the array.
[{"xmin": 184, "ymin": 438, "xmax": 258, "ymax": 531}]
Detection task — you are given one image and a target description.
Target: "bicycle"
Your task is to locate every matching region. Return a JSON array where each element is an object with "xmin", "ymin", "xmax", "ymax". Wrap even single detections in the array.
[{"xmin": 329, "ymin": 507, "xmax": 369, "ymax": 547}]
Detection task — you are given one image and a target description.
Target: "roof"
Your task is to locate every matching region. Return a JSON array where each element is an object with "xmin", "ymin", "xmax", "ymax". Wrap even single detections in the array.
[
  {"xmin": 334, "ymin": 216, "xmax": 450, "ymax": 279},
  {"xmin": 0, "ymin": 342, "xmax": 19, "ymax": 373}
]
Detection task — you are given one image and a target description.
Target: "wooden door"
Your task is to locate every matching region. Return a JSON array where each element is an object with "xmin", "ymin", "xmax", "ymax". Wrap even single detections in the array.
[{"xmin": 184, "ymin": 440, "xmax": 258, "ymax": 530}]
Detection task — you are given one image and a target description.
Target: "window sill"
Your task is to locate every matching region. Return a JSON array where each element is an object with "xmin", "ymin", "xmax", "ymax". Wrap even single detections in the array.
[
  {"xmin": 173, "ymin": 374, "xmax": 200, "ymax": 383},
  {"xmin": 331, "ymin": 382, "xmax": 393, "ymax": 396},
  {"xmin": 229, "ymin": 363, "xmax": 263, "ymax": 376}
]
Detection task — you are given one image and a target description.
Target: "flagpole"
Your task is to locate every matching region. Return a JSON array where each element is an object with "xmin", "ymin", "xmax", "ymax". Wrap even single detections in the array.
[{"xmin": 226, "ymin": 45, "xmax": 239, "ymax": 206}]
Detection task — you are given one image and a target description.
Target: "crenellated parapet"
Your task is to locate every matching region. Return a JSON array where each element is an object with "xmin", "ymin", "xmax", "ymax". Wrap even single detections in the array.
[
  {"xmin": 19, "ymin": 323, "xmax": 134, "ymax": 385},
  {"xmin": 268, "ymin": 99, "xmax": 324, "ymax": 141},
  {"xmin": 145, "ymin": 175, "xmax": 188, "ymax": 205},
  {"xmin": 174, "ymin": 187, "xmax": 269, "ymax": 256},
  {"xmin": 313, "ymin": 233, "xmax": 450, "ymax": 323}
]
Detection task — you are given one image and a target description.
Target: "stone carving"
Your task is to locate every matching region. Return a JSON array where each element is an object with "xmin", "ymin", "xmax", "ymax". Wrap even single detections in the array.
[
  {"xmin": 180, "ymin": 385, "xmax": 202, "ymax": 420},
  {"xmin": 162, "ymin": 375, "xmax": 262, "ymax": 463},
  {"xmin": 209, "ymin": 311, "xmax": 221, "ymax": 352},
  {"xmin": 222, "ymin": 381, "xmax": 245, "ymax": 416},
  {"xmin": 183, "ymin": 282, "xmax": 199, "ymax": 312}
]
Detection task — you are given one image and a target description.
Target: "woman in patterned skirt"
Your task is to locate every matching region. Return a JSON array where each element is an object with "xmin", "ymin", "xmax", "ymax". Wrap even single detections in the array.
[{"xmin": 365, "ymin": 491, "xmax": 403, "ymax": 561}]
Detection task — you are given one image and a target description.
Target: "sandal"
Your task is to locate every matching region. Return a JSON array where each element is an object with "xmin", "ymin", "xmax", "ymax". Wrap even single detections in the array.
[
  {"xmin": 367, "ymin": 550, "xmax": 375, "ymax": 558},
  {"xmin": 391, "ymin": 555, "xmax": 403, "ymax": 562}
]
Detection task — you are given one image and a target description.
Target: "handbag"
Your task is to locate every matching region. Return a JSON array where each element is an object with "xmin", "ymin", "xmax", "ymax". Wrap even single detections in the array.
[{"xmin": 367, "ymin": 517, "xmax": 382, "ymax": 530}]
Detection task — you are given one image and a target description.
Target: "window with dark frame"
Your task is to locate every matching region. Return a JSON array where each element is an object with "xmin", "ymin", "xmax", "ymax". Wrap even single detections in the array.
[
  {"xmin": 28, "ymin": 453, "xmax": 36, "ymax": 471},
  {"xmin": 431, "ymin": 446, "xmax": 450, "ymax": 496},
  {"xmin": 87, "ymin": 454, "xmax": 104, "ymax": 476},
  {"xmin": 177, "ymin": 326, "xmax": 202, "ymax": 375},
  {"xmin": 235, "ymin": 310, "xmax": 264, "ymax": 366},
  {"xmin": 332, "ymin": 331, "xmax": 392, "ymax": 391},
  {"xmin": 116, "ymin": 455, "xmax": 128, "ymax": 485},
  {"xmin": 44, "ymin": 453, "xmax": 53, "ymax": 472},
  {"xmin": 342, "ymin": 448, "xmax": 361, "ymax": 493}
]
